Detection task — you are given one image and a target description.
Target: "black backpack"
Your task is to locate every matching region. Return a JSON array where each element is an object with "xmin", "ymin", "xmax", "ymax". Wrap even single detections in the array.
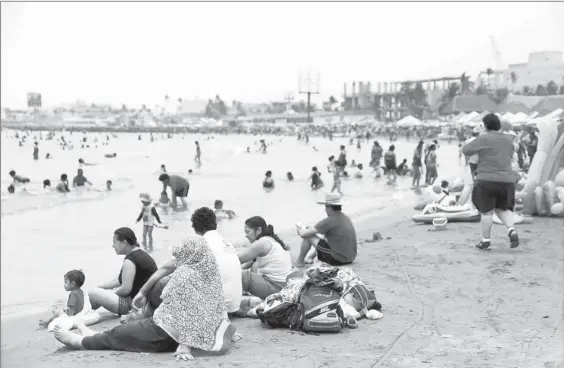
[
  {"xmin": 256, "ymin": 302, "xmax": 304, "ymax": 330},
  {"xmin": 297, "ymin": 284, "xmax": 344, "ymax": 333}
]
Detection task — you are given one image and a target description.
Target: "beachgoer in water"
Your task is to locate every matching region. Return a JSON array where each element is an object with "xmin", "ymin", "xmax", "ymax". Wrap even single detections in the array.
[
  {"xmin": 194, "ymin": 141, "xmax": 201, "ymax": 165},
  {"xmin": 154, "ymin": 191, "xmax": 170, "ymax": 208},
  {"xmin": 237, "ymin": 216, "xmax": 292, "ymax": 300},
  {"xmin": 159, "ymin": 174, "xmax": 189, "ymax": 210},
  {"xmin": 7, "ymin": 184, "xmax": 15, "ymax": 194},
  {"xmin": 104, "ymin": 153, "xmax": 117, "ymax": 158},
  {"xmin": 397, "ymin": 159, "xmax": 411, "ymax": 176},
  {"xmin": 9, "ymin": 170, "xmax": 30, "ymax": 184},
  {"xmin": 43, "ymin": 179, "xmax": 52, "ymax": 189},
  {"xmin": 295, "ymin": 193, "xmax": 358, "ymax": 267},
  {"xmin": 412, "ymin": 141, "xmax": 424, "ymax": 187},
  {"xmin": 353, "ymin": 163, "xmax": 363, "ymax": 179},
  {"xmin": 88, "ymin": 227, "xmax": 157, "ymax": 317},
  {"xmin": 73, "ymin": 169, "xmax": 92, "ymax": 187},
  {"xmin": 214, "ymin": 200, "xmax": 236, "ymax": 219},
  {"xmin": 39, "ymin": 270, "xmax": 87, "ymax": 328},
  {"xmin": 286, "ymin": 172, "xmax": 294, "ymax": 181},
  {"xmin": 56, "ymin": 174, "xmax": 71, "ymax": 193},
  {"xmin": 263, "ymin": 171, "xmax": 274, "ymax": 189},
  {"xmin": 54, "ymin": 235, "xmax": 236, "ymax": 361},
  {"xmin": 160, "ymin": 164, "xmax": 167, "ymax": 175},
  {"xmin": 462, "ymin": 113, "xmax": 520, "ymax": 250},
  {"xmin": 384, "ymin": 145, "xmax": 398, "ymax": 185},
  {"xmin": 425, "ymin": 144, "xmax": 438, "ymax": 185},
  {"xmin": 259, "ymin": 139, "xmax": 267, "ymax": 153},
  {"xmin": 328, "ymin": 156, "xmax": 342, "ymax": 195},
  {"xmin": 309, "ymin": 166, "xmax": 324, "ymax": 190},
  {"xmin": 106, "ymin": 180, "xmax": 112, "ymax": 191},
  {"xmin": 370, "ymin": 141, "xmax": 383, "ymax": 178},
  {"xmin": 136, "ymin": 193, "xmax": 165, "ymax": 250},
  {"xmin": 33, "ymin": 142, "xmax": 39, "ymax": 160},
  {"xmin": 336, "ymin": 145, "xmax": 347, "ymax": 173},
  {"xmin": 45, "ymin": 153, "xmax": 51, "ymax": 159}
]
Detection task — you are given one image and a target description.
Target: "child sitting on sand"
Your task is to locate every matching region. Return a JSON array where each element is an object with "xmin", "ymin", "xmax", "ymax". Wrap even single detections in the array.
[{"xmin": 39, "ymin": 269, "xmax": 91, "ymax": 331}]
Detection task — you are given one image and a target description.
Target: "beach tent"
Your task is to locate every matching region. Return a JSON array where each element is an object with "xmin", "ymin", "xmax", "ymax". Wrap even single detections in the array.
[{"xmin": 396, "ymin": 115, "xmax": 422, "ymax": 127}]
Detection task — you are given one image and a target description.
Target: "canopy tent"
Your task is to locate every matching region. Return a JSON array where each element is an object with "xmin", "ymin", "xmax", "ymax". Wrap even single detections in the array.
[{"xmin": 396, "ymin": 115, "xmax": 422, "ymax": 127}]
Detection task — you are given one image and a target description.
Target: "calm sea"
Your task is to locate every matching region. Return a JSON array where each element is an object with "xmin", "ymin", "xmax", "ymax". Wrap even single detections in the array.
[{"xmin": 0, "ymin": 130, "xmax": 465, "ymax": 317}]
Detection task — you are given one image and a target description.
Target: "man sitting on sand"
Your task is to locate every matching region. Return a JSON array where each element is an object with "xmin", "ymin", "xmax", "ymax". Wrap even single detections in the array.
[
  {"xmin": 295, "ymin": 193, "xmax": 358, "ymax": 267},
  {"xmin": 158, "ymin": 173, "xmax": 189, "ymax": 210}
]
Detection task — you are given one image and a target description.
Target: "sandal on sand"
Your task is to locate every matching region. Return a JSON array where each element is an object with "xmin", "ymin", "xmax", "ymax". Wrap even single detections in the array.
[
  {"xmin": 346, "ymin": 317, "xmax": 358, "ymax": 329},
  {"xmin": 508, "ymin": 229, "xmax": 519, "ymax": 248},
  {"xmin": 475, "ymin": 240, "xmax": 491, "ymax": 250}
]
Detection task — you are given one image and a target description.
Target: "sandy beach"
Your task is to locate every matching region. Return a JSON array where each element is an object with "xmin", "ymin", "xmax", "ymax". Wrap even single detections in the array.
[{"xmin": 2, "ymin": 207, "xmax": 562, "ymax": 368}]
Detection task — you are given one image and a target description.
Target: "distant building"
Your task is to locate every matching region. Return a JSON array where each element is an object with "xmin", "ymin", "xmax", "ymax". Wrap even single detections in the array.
[
  {"xmin": 177, "ymin": 99, "xmax": 207, "ymax": 116},
  {"xmin": 477, "ymin": 51, "xmax": 564, "ymax": 91}
]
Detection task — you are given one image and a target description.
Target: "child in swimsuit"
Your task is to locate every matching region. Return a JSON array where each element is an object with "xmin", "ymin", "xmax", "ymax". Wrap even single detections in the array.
[
  {"xmin": 214, "ymin": 200, "xmax": 236, "ymax": 219},
  {"xmin": 136, "ymin": 193, "xmax": 163, "ymax": 250}
]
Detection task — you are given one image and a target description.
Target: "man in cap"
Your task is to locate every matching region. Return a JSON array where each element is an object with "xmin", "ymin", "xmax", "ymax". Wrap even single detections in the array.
[
  {"xmin": 463, "ymin": 113, "xmax": 519, "ymax": 250},
  {"xmin": 295, "ymin": 193, "xmax": 357, "ymax": 267}
]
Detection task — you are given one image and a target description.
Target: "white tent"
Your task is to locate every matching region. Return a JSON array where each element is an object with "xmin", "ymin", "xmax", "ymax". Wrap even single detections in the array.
[{"xmin": 396, "ymin": 115, "xmax": 422, "ymax": 127}]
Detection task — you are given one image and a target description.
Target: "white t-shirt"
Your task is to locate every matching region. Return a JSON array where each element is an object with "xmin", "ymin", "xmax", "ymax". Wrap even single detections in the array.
[{"xmin": 203, "ymin": 230, "xmax": 242, "ymax": 313}]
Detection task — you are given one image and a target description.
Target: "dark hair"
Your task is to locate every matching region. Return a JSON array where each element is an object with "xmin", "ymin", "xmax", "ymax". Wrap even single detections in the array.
[
  {"xmin": 358, "ymin": 164, "xmax": 363, "ymax": 169},
  {"xmin": 429, "ymin": 144, "xmax": 436, "ymax": 151},
  {"xmin": 114, "ymin": 227, "xmax": 138, "ymax": 246},
  {"xmin": 43, "ymin": 179, "xmax": 51, "ymax": 187},
  {"xmin": 340, "ymin": 145, "xmax": 345, "ymax": 149},
  {"xmin": 61, "ymin": 173, "xmax": 68, "ymax": 180},
  {"xmin": 106, "ymin": 180, "xmax": 112, "ymax": 184},
  {"xmin": 64, "ymin": 269, "xmax": 85, "ymax": 288},
  {"xmin": 78, "ymin": 158, "xmax": 84, "ymax": 163},
  {"xmin": 328, "ymin": 204, "xmax": 342, "ymax": 211},
  {"xmin": 159, "ymin": 173, "xmax": 169, "ymax": 181},
  {"xmin": 328, "ymin": 155, "xmax": 335, "ymax": 161},
  {"xmin": 287, "ymin": 172, "xmax": 294, "ymax": 180},
  {"xmin": 160, "ymin": 164, "xmax": 166, "ymax": 168},
  {"xmin": 389, "ymin": 145, "xmax": 395, "ymax": 151},
  {"xmin": 9, "ymin": 170, "xmax": 15, "ymax": 176},
  {"xmin": 312, "ymin": 166, "xmax": 318, "ymax": 171},
  {"xmin": 265, "ymin": 170, "xmax": 272, "ymax": 176},
  {"xmin": 7, "ymin": 184, "xmax": 15, "ymax": 193},
  {"xmin": 214, "ymin": 200, "xmax": 223, "ymax": 207},
  {"xmin": 441, "ymin": 180, "xmax": 449, "ymax": 188},
  {"xmin": 483, "ymin": 113, "xmax": 501, "ymax": 131},
  {"xmin": 191, "ymin": 207, "xmax": 217, "ymax": 234},
  {"xmin": 417, "ymin": 140, "xmax": 424, "ymax": 146},
  {"xmin": 244, "ymin": 216, "xmax": 289, "ymax": 250},
  {"xmin": 374, "ymin": 141, "xmax": 379, "ymax": 146}
]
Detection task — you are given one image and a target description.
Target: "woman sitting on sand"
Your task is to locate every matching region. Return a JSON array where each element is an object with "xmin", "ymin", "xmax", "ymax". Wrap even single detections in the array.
[
  {"xmin": 53, "ymin": 235, "xmax": 237, "ymax": 361},
  {"xmin": 237, "ymin": 216, "xmax": 293, "ymax": 300},
  {"xmin": 87, "ymin": 227, "xmax": 157, "ymax": 318}
]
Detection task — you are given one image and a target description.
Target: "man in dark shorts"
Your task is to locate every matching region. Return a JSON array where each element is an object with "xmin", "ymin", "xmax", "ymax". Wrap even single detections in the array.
[
  {"xmin": 295, "ymin": 193, "xmax": 357, "ymax": 266},
  {"xmin": 463, "ymin": 113, "xmax": 520, "ymax": 250},
  {"xmin": 158, "ymin": 174, "xmax": 189, "ymax": 210}
]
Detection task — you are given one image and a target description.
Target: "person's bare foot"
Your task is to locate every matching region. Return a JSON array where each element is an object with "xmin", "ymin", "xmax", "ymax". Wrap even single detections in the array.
[
  {"xmin": 76, "ymin": 321, "xmax": 97, "ymax": 337},
  {"xmin": 53, "ymin": 326, "xmax": 84, "ymax": 349}
]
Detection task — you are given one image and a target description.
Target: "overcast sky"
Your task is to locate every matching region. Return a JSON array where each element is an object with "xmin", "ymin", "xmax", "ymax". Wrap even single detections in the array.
[{"xmin": 1, "ymin": 2, "xmax": 563, "ymax": 108}]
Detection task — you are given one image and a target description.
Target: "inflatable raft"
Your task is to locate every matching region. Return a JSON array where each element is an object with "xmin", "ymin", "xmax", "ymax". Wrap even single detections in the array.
[{"xmin": 412, "ymin": 203, "xmax": 481, "ymax": 224}]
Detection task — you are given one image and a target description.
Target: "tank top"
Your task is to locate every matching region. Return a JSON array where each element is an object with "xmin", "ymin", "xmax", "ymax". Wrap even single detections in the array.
[
  {"xmin": 118, "ymin": 249, "xmax": 158, "ymax": 298},
  {"xmin": 255, "ymin": 236, "xmax": 292, "ymax": 283}
]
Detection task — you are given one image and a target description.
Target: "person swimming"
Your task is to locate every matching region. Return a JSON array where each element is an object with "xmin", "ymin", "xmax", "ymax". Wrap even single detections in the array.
[
  {"xmin": 104, "ymin": 153, "xmax": 117, "ymax": 158},
  {"xmin": 7, "ymin": 184, "xmax": 15, "ymax": 194},
  {"xmin": 263, "ymin": 170, "xmax": 274, "ymax": 188},
  {"xmin": 43, "ymin": 179, "xmax": 51, "ymax": 189},
  {"xmin": 45, "ymin": 153, "xmax": 51, "ymax": 159},
  {"xmin": 287, "ymin": 172, "xmax": 294, "ymax": 181},
  {"xmin": 309, "ymin": 166, "xmax": 324, "ymax": 190},
  {"xmin": 214, "ymin": 200, "xmax": 236, "ymax": 219},
  {"xmin": 106, "ymin": 180, "xmax": 112, "ymax": 191},
  {"xmin": 9, "ymin": 170, "xmax": 30, "ymax": 184},
  {"xmin": 56, "ymin": 174, "xmax": 70, "ymax": 193}
]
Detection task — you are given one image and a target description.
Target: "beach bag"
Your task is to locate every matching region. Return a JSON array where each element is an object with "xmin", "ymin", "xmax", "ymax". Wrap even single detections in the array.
[
  {"xmin": 298, "ymin": 284, "xmax": 343, "ymax": 333},
  {"xmin": 345, "ymin": 284, "xmax": 382, "ymax": 312},
  {"xmin": 256, "ymin": 302, "xmax": 304, "ymax": 330}
]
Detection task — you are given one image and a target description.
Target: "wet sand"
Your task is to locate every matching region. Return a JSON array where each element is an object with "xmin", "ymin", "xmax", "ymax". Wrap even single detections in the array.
[{"xmin": 2, "ymin": 209, "xmax": 563, "ymax": 368}]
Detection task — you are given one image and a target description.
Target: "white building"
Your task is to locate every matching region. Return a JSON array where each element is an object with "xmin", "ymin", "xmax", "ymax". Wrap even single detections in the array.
[{"xmin": 477, "ymin": 51, "xmax": 564, "ymax": 91}]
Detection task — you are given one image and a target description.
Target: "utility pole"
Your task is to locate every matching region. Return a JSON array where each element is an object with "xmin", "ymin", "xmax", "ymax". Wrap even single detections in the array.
[
  {"xmin": 284, "ymin": 92, "xmax": 294, "ymax": 110},
  {"xmin": 298, "ymin": 69, "xmax": 320, "ymax": 123}
]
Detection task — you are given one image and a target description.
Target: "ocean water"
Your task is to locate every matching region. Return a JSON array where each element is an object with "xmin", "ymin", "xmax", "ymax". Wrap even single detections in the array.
[{"xmin": 0, "ymin": 130, "xmax": 465, "ymax": 317}]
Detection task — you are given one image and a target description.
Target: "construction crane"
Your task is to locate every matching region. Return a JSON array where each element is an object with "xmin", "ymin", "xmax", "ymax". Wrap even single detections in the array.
[{"xmin": 489, "ymin": 35, "xmax": 505, "ymax": 70}]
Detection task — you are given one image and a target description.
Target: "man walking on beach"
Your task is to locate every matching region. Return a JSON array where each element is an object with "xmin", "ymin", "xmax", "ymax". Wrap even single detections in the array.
[{"xmin": 462, "ymin": 113, "xmax": 519, "ymax": 250}]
